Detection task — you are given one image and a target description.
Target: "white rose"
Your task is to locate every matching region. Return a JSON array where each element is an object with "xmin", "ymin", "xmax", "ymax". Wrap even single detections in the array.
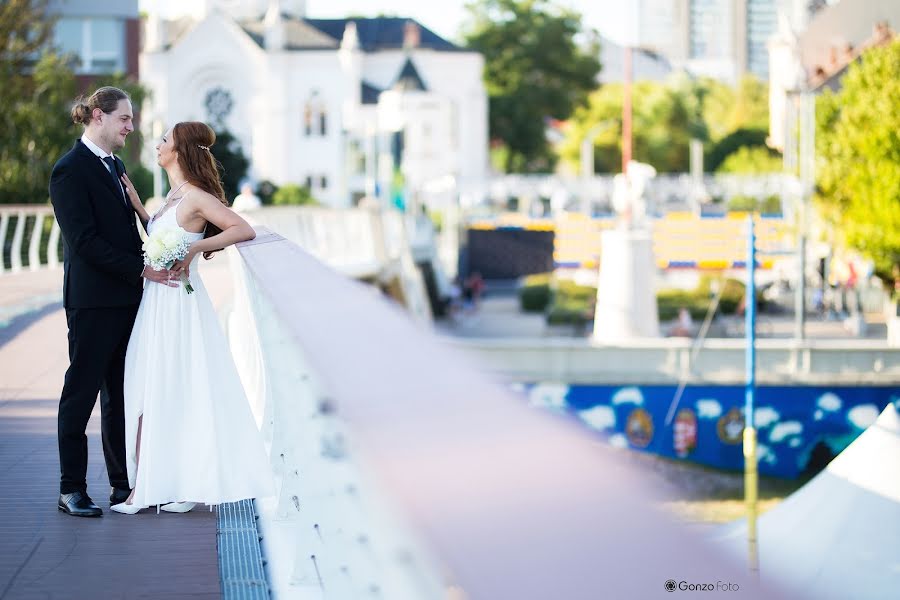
[
  {"xmin": 161, "ymin": 228, "xmax": 183, "ymax": 249},
  {"xmin": 146, "ymin": 238, "xmax": 165, "ymax": 262}
]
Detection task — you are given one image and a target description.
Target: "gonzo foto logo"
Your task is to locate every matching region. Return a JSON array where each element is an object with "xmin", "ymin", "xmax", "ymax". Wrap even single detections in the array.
[{"xmin": 665, "ymin": 579, "xmax": 740, "ymax": 592}]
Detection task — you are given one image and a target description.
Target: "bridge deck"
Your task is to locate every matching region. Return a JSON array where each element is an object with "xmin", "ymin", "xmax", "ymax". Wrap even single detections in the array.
[{"xmin": 0, "ymin": 266, "xmax": 233, "ymax": 600}]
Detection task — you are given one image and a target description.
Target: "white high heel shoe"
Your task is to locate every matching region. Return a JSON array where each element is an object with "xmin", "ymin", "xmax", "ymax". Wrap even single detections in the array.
[
  {"xmin": 110, "ymin": 502, "xmax": 148, "ymax": 515},
  {"xmin": 160, "ymin": 502, "xmax": 196, "ymax": 513}
]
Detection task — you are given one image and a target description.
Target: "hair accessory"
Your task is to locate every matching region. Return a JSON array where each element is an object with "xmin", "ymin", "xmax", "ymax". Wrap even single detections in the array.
[{"xmin": 198, "ymin": 145, "xmax": 210, "ymax": 151}]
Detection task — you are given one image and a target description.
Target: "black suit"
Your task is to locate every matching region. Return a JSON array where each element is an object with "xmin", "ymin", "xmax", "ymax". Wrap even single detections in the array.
[{"xmin": 49, "ymin": 139, "xmax": 144, "ymax": 495}]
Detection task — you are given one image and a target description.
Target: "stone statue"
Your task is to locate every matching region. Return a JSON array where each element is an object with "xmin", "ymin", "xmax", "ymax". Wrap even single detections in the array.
[{"xmin": 611, "ymin": 160, "xmax": 657, "ymax": 228}]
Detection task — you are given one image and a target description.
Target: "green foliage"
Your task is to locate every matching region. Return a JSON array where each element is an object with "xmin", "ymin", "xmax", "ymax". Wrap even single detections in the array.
[
  {"xmin": 519, "ymin": 272, "xmax": 552, "ymax": 311},
  {"xmin": 518, "ymin": 271, "xmax": 749, "ymax": 324},
  {"xmin": 696, "ymin": 275, "xmax": 746, "ymax": 315},
  {"xmin": 256, "ymin": 180, "xmax": 278, "ymax": 205},
  {"xmin": 0, "ymin": 0, "xmax": 76, "ymax": 204},
  {"xmin": 209, "ymin": 129, "xmax": 249, "ymax": 201},
  {"xmin": 546, "ymin": 278, "xmax": 596, "ymax": 325},
  {"xmin": 706, "ymin": 127, "xmax": 769, "ymax": 172},
  {"xmin": 558, "ymin": 80, "xmax": 700, "ymax": 173},
  {"xmin": 558, "ymin": 74, "xmax": 772, "ymax": 174},
  {"xmin": 0, "ymin": 51, "xmax": 77, "ymax": 204},
  {"xmin": 717, "ymin": 146, "xmax": 783, "ymax": 175},
  {"xmin": 272, "ymin": 184, "xmax": 318, "ymax": 206},
  {"xmin": 518, "ymin": 272, "xmax": 595, "ymax": 324},
  {"xmin": 127, "ymin": 163, "xmax": 154, "ymax": 203},
  {"xmin": 725, "ymin": 195, "xmax": 782, "ymax": 214},
  {"xmin": 463, "ymin": 0, "xmax": 601, "ymax": 173},
  {"xmin": 700, "ymin": 75, "xmax": 770, "ymax": 142},
  {"xmin": 657, "ymin": 276, "xmax": 746, "ymax": 321},
  {"xmin": 0, "ymin": 0, "xmax": 153, "ymax": 204},
  {"xmin": 816, "ymin": 39, "xmax": 900, "ymax": 282},
  {"xmin": 656, "ymin": 289, "xmax": 703, "ymax": 321}
]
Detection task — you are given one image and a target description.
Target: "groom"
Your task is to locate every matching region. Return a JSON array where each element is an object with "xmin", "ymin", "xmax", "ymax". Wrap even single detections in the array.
[{"xmin": 50, "ymin": 86, "xmax": 174, "ymax": 517}]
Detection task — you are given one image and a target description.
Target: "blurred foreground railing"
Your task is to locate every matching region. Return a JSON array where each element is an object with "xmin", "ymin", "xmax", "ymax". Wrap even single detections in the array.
[
  {"xmin": 0, "ymin": 205, "xmax": 61, "ymax": 274},
  {"xmin": 223, "ymin": 227, "xmax": 787, "ymax": 599}
]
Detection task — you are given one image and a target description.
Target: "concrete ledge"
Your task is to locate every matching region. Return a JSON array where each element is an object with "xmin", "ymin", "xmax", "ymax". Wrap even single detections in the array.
[{"xmin": 445, "ymin": 337, "xmax": 900, "ymax": 384}]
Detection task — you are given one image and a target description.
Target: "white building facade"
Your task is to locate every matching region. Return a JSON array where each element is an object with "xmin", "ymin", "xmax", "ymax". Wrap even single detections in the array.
[{"xmin": 140, "ymin": 0, "xmax": 488, "ymax": 208}]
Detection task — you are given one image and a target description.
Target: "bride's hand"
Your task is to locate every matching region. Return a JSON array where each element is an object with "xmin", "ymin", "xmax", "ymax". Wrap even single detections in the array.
[
  {"xmin": 171, "ymin": 245, "xmax": 198, "ymax": 278},
  {"xmin": 120, "ymin": 173, "xmax": 142, "ymax": 209}
]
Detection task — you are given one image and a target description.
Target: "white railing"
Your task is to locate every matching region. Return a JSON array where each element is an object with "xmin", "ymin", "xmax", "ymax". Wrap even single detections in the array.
[
  {"xmin": 243, "ymin": 206, "xmax": 434, "ymax": 325},
  {"xmin": 0, "ymin": 205, "xmax": 61, "ymax": 274},
  {"xmin": 0, "ymin": 204, "xmax": 439, "ymax": 325},
  {"xmin": 223, "ymin": 227, "xmax": 769, "ymax": 600},
  {"xmin": 485, "ymin": 173, "xmax": 799, "ymax": 212}
]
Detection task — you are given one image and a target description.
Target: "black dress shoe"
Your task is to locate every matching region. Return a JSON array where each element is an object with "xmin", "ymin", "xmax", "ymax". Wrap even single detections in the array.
[
  {"xmin": 58, "ymin": 492, "xmax": 102, "ymax": 517},
  {"xmin": 109, "ymin": 487, "xmax": 131, "ymax": 505}
]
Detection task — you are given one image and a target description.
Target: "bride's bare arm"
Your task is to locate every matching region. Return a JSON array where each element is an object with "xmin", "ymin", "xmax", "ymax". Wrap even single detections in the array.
[{"xmin": 171, "ymin": 192, "xmax": 256, "ymax": 275}]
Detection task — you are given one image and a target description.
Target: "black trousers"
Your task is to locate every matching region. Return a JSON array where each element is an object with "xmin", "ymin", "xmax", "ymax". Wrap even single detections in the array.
[{"xmin": 59, "ymin": 305, "xmax": 139, "ymax": 494}]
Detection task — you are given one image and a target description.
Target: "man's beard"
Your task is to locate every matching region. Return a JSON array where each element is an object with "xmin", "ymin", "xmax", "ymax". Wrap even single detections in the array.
[{"xmin": 106, "ymin": 131, "xmax": 127, "ymax": 152}]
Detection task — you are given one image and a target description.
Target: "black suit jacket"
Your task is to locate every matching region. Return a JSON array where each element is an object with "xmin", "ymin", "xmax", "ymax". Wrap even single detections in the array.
[{"xmin": 49, "ymin": 139, "xmax": 144, "ymax": 308}]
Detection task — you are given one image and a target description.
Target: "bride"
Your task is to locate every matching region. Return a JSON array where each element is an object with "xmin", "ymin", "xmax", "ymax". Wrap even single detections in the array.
[{"xmin": 113, "ymin": 121, "xmax": 273, "ymax": 514}]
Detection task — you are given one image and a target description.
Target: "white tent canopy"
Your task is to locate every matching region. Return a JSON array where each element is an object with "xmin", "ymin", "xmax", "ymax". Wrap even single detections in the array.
[{"xmin": 715, "ymin": 402, "xmax": 900, "ymax": 600}]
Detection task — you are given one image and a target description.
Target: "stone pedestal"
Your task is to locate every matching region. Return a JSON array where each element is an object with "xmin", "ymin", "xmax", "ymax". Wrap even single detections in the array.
[{"xmin": 592, "ymin": 228, "xmax": 659, "ymax": 341}]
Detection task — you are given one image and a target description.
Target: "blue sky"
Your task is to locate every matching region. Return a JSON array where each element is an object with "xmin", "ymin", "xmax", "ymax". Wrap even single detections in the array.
[{"xmin": 139, "ymin": 0, "xmax": 631, "ymax": 45}]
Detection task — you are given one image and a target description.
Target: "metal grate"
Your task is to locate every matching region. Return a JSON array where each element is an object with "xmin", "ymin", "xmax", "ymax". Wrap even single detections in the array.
[{"xmin": 217, "ymin": 500, "xmax": 271, "ymax": 599}]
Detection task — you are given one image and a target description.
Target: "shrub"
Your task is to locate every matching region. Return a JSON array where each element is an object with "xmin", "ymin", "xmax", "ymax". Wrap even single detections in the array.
[
  {"xmin": 519, "ymin": 273, "xmax": 552, "ymax": 312},
  {"xmin": 272, "ymin": 184, "xmax": 318, "ymax": 206},
  {"xmin": 256, "ymin": 180, "xmax": 278, "ymax": 205}
]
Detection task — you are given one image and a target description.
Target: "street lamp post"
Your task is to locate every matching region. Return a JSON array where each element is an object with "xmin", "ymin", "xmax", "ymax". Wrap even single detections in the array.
[
  {"xmin": 580, "ymin": 120, "xmax": 616, "ymax": 214},
  {"xmin": 796, "ymin": 91, "xmax": 815, "ymax": 341}
]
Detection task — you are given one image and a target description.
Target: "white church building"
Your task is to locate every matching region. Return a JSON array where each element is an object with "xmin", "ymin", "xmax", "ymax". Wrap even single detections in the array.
[{"xmin": 140, "ymin": 0, "xmax": 488, "ymax": 208}]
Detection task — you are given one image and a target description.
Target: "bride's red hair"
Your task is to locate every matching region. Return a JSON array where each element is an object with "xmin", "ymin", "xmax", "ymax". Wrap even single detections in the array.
[{"xmin": 172, "ymin": 121, "xmax": 228, "ymax": 259}]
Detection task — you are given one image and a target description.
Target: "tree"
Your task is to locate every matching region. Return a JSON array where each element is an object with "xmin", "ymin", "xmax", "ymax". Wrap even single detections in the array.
[
  {"xmin": 717, "ymin": 146, "xmax": 783, "ymax": 175},
  {"xmin": 0, "ymin": 1, "xmax": 152, "ymax": 204},
  {"xmin": 556, "ymin": 74, "xmax": 775, "ymax": 175},
  {"xmin": 0, "ymin": 0, "xmax": 75, "ymax": 204},
  {"xmin": 463, "ymin": 0, "xmax": 600, "ymax": 173},
  {"xmin": 816, "ymin": 39, "xmax": 900, "ymax": 282},
  {"xmin": 700, "ymin": 75, "xmax": 769, "ymax": 142},
  {"xmin": 557, "ymin": 79, "xmax": 703, "ymax": 173},
  {"xmin": 209, "ymin": 129, "xmax": 249, "ymax": 201}
]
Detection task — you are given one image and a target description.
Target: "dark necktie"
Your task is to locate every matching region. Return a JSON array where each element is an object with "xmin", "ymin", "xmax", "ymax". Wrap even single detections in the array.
[{"xmin": 102, "ymin": 156, "xmax": 126, "ymax": 205}]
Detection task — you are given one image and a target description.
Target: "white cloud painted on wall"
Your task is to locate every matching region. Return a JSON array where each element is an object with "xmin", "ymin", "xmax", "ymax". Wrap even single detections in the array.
[
  {"xmin": 770, "ymin": 421, "xmax": 803, "ymax": 443},
  {"xmin": 696, "ymin": 399, "xmax": 722, "ymax": 419},
  {"xmin": 754, "ymin": 407, "xmax": 780, "ymax": 428},
  {"xmin": 757, "ymin": 443, "xmax": 777, "ymax": 465},
  {"xmin": 608, "ymin": 434, "xmax": 629, "ymax": 448},
  {"xmin": 528, "ymin": 383, "xmax": 570, "ymax": 411},
  {"xmin": 848, "ymin": 404, "xmax": 880, "ymax": 429},
  {"xmin": 817, "ymin": 393, "xmax": 842, "ymax": 412},
  {"xmin": 579, "ymin": 405, "xmax": 616, "ymax": 431},
  {"xmin": 612, "ymin": 387, "xmax": 644, "ymax": 406}
]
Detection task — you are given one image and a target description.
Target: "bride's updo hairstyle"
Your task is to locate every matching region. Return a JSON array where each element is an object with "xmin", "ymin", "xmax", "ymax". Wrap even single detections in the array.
[
  {"xmin": 171, "ymin": 121, "xmax": 229, "ymax": 259},
  {"xmin": 70, "ymin": 86, "xmax": 130, "ymax": 125}
]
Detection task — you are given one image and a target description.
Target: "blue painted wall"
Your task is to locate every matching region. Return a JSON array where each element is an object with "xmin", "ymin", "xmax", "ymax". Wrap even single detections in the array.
[{"xmin": 522, "ymin": 384, "xmax": 900, "ymax": 478}]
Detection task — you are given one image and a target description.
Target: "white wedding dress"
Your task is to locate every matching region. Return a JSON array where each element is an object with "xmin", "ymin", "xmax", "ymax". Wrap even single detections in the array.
[{"xmin": 123, "ymin": 196, "xmax": 274, "ymax": 507}]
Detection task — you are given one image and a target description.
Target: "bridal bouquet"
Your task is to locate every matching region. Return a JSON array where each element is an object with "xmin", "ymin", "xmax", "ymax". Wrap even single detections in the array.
[{"xmin": 143, "ymin": 226, "xmax": 195, "ymax": 294}]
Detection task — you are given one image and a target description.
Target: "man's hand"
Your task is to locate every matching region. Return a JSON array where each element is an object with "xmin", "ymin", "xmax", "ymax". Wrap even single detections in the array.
[{"xmin": 141, "ymin": 266, "xmax": 179, "ymax": 287}]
